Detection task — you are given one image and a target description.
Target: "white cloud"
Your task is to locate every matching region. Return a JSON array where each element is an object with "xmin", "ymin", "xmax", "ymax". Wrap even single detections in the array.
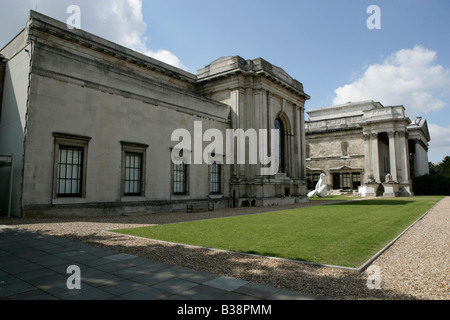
[
  {"xmin": 428, "ymin": 123, "xmax": 450, "ymax": 163},
  {"xmin": 333, "ymin": 45, "xmax": 450, "ymax": 117},
  {"xmin": 429, "ymin": 123, "xmax": 450, "ymax": 151},
  {"xmin": 1, "ymin": 0, "xmax": 186, "ymax": 70},
  {"xmin": 145, "ymin": 49, "xmax": 186, "ymax": 71}
]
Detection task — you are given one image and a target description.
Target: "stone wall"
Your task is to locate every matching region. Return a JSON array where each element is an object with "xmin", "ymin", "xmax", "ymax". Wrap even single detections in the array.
[
  {"xmin": 17, "ymin": 12, "xmax": 231, "ymax": 216},
  {"xmin": 306, "ymin": 129, "xmax": 365, "ymax": 190},
  {"xmin": 0, "ymin": 39, "xmax": 31, "ymax": 217}
]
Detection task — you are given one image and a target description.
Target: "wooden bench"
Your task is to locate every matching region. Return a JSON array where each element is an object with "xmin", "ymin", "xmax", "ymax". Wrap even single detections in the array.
[{"xmin": 186, "ymin": 201, "xmax": 215, "ymax": 213}]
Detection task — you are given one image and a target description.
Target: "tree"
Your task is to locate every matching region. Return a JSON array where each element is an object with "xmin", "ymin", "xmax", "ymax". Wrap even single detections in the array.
[
  {"xmin": 429, "ymin": 156, "xmax": 450, "ymax": 177},
  {"xmin": 418, "ymin": 156, "xmax": 450, "ymax": 195},
  {"xmin": 440, "ymin": 156, "xmax": 450, "ymax": 178},
  {"xmin": 429, "ymin": 162, "xmax": 442, "ymax": 176}
]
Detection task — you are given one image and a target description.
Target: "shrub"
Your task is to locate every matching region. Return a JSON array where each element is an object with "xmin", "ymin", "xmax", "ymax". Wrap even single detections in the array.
[{"xmin": 412, "ymin": 174, "xmax": 450, "ymax": 195}]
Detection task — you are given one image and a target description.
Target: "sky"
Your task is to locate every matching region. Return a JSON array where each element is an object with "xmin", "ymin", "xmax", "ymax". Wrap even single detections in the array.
[{"xmin": 1, "ymin": 0, "xmax": 449, "ymax": 163}]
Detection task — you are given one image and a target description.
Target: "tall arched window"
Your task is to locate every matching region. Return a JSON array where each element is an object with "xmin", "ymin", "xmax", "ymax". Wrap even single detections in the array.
[{"xmin": 274, "ymin": 118, "xmax": 285, "ymax": 173}]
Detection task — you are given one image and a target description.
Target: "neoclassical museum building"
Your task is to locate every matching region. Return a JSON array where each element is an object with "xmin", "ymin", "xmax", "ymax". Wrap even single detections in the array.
[
  {"xmin": 0, "ymin": 12, "xmax": 429, "ymax": 217},
  {"xmin": 0, "ymin": 11, "xmax": 310, "ymax": 217}
]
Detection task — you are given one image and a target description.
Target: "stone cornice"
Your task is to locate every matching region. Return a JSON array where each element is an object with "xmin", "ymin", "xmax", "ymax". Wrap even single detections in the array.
[
  {"xmin": 196, "ymin": 56, "xmax": 310, "ymax": 100},
  {"xmin": 32, "ymin": 41, "xmax": 227, "ymax": 110},
  {"xmin": 27, "ymin": 11, "xmax": 196, "ymax": 84},
  {"xmin": 306, "ymin": 155, "xmax": 364, "ymax": 161},
  {"xmin": 305, "ymin": 115, "xmax": 363, "ymax": 134}
]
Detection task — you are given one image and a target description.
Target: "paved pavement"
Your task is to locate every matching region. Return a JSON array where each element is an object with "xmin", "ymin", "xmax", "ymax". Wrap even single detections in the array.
[{"xmin": 0, "ymin": 225, "xmax": 324, "ymax": 300}]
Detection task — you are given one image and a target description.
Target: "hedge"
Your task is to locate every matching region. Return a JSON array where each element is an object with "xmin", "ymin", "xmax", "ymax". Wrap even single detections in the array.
[{"xmin": 412, "ymin": 174, "xmax": 450, "ymax": 195}]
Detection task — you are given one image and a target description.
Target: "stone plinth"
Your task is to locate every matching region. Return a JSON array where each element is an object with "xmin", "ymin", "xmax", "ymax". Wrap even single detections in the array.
[
  {"xmin": 398, "ymin": 182, "xmax": 414, "ymax": 197},
  {"xmin": 364, "ymin": 183, "xmax": 380, "ymax": 197},
  {"xmin": 382, "ymin": 182, "xmax": 399, "ymax": 197}
]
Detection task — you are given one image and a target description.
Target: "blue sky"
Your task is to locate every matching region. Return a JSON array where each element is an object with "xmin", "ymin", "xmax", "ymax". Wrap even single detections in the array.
[{"xmin": 1, "ymin": 0, "xmax": 449, "ymax": 163}]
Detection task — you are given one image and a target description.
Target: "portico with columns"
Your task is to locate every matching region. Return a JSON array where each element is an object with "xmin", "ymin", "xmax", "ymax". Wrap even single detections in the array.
[
  {"xmin": 305, "ymin": 101, "xmax": 431, "ymax": 198},
  {"xmin": 361, "ymin": 105, "xmax": 415, "ymax": 197}
]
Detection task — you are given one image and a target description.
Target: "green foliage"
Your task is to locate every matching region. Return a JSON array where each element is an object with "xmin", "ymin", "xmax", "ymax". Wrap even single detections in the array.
[
  {"xmin": 413, "ymin": 174, "xmax": 450, "ymax": 195},
  {"xmin": 422, "ymin": 156, "xmax": 450, "ymax": 195},
  {"xmin": 429, "ymin": 156, "xmax": 450, "ymax": 178},
  {"xmin": 428, "ymin": 162, "xmax": 442, "ymax": 176},
  {"xmin": 441, "ymin": 156, "xmax": 450, "ymax": 178}
]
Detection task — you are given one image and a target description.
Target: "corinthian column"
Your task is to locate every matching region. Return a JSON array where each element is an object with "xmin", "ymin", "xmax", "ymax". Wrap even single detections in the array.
[
  {"xmin": 363, "ymin": 133, "xmax": 371, "ymax": 183},
  {"xmin": 370, "ymin": 132, "xmax": 380, "ymax": 182},
  {"xmin": 397, "ymin": 131, "xmax": 410, "ymax": 183},
  {"xmin": 388, "ymin": 131, "xmax": 398, "ymax": 181}
]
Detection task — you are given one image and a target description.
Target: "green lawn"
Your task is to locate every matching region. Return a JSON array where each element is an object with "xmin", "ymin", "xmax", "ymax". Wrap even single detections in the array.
[
  {"xmin": 112, "ymin": 196, "xmax": 443, "ymax": 268},
  {"xmin": 308, "ymin": 194, "xmax": 359, "ymax": 201}
]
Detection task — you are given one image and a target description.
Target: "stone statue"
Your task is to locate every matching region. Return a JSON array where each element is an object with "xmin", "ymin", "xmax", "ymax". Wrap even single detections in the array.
[
  {"xmin": 385, "ymin": 173, "xmax": 393, "ymax": 183},
  {"xmin": 367, "ymin": 174, "xmax": 376, "ymax": 183},
  {"xmin": 307, "ymin": 173, "xmax": 328, "ymax": 198}
]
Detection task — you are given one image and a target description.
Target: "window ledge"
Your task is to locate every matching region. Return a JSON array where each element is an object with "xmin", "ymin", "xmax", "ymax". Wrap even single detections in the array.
[
  {"xmin": 171, "ymin": 195, "xmax": 190, "ymax": 201},
  {"xmin": 52, "ymin": 198, "xmax": 87, "ymax": 205},
  {"xmin": 209, "ymin": 194, "xmax": 223, "ymax": 199},
  {"xmin": 121, "ymin": 196, "xmax": 146, "ymax": 202}
]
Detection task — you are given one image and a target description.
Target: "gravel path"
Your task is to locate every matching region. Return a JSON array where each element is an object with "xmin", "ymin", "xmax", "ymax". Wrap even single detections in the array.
[{"xmin": 1, "ymin": 198, "xmax": 448, "ymax": 300}]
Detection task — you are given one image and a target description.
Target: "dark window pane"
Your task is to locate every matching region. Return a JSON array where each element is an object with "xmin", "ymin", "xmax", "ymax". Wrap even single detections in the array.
[
  {"xmin": 210, "ymin": 163, "xmax": 221, "ymax": 194},
  {"xmin": 57, "ymin": 146, "xmax": 83, "ymax": 197},
  {"xmin": 333, "ymin": 173, "xmax": 341, "ymax": 189},
  {"xmin": 124, "ymin": 153, "xmax": 142, "ymax": 196},
  {"xmin": 342, "ymin": 173, "xmax": 351, "ymax": 189},
  {"xmin": 352, "ymin": 172, "xmax": 361, "ymax": 189},
  {"xmin": 173, "ymin": 162, "xmax": 186, "ymax": 195}
]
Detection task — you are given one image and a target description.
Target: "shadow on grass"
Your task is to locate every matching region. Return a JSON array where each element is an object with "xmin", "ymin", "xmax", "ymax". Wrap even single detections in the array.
[
  {"xmin": 0, "ymin": 225, "xmax": 420, "ymax": 300},
  {"xmin": 0, "ymin": 200, "xmax": 351, "ymax": 227},
  {"xmin": 329, "ymin": 200, "xmax": 414, "ymax": 206}
]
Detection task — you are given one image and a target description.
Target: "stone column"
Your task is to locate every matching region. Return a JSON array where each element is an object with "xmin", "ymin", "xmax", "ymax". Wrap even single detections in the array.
[
  {"xmin": 388, "ymin": 131, "xmax": 398, "ymax": 181},
  {"xmin": 414, "ymin": 139, "xmax": 430, "ymax": 176},
  {"xmin": 295, "ymin": 106, "xmax": 301, "ymax": 180},
  {"xmin": 267, "ymin": 93, "xmax": 273, "ymax": 149},
  {"xmin": 299, "ymin": 106, "xmax": 306, "ymax": 181},
  {"xmin": 267, "ymin": 93, "xmax": 275, "ymax": 176},
  {"xmin": 230, "ymin": 89, "xmax": 244, "ymax": 179},
  {"xmin": 370, "ymin": 132, "xmax": 380, "ymax": 182},
  {"xmin": 363, "ymin": 133, "xmax": 371, "ymax": 183},
  {"xmin": 245, "ymin": 87, "xmax": 254, "ymax": 179},
  {"xmin": 253, "ymin": 90, "xmax": 264, "ymax": 178},
  {"xmin": 289, "ymin": 126, "xmax": 294, "ymax": 178},
  {"xmin": 397, "ymin": 131, "xmax": 410, "ymax": 183},
  {"xmin": 414, "ymin": 139, "xmax": 420, "ymax": 178}
]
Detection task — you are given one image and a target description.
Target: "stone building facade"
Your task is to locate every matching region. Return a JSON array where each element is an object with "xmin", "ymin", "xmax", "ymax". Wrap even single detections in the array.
[
  {"xmin": 0, "ymin": 11, "xmax": 310, "ymax": 217},
  {"xmin": 305, "ymin": 100, "xmax": 430, "ymax": 197}
]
